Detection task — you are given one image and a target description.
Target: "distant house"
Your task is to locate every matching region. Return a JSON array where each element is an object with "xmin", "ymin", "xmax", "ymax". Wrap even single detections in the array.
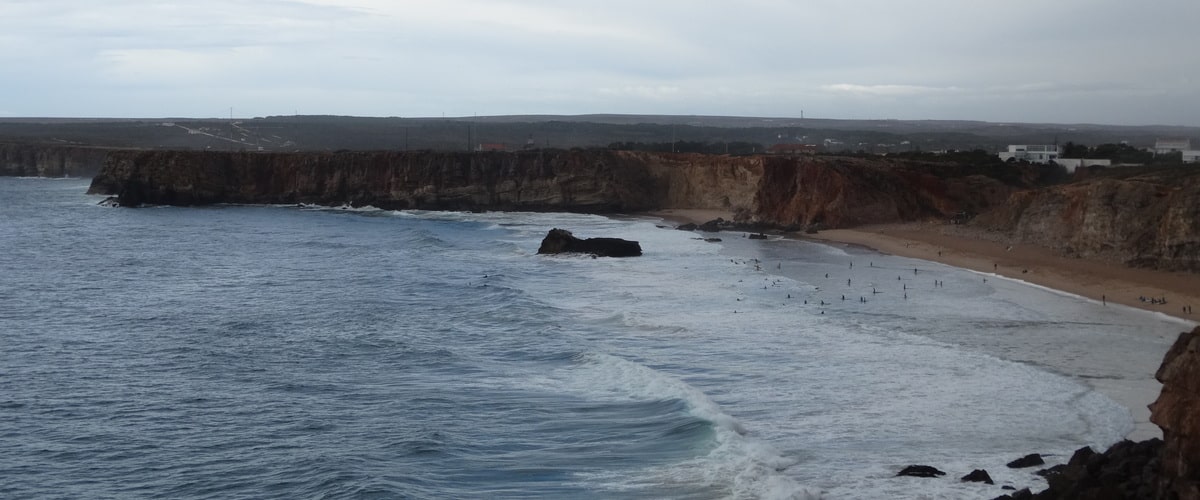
[
  {"xmin": 768, "ymin": 143, "xmax": 819, "ymax": 155},
  {"xmin": 1183, "ymin": 151, "xmax": 1200, "ymax": 163},
  {"xmin": 997, "ymin": 145, "xmax": 1062, "ymax": 164},
  {"xmin": 1055, "ymin": 158, "xmax": 1112, "ymax": 173},
  {"xmin": 1154, "ymin": 139, "xmax": 1191, "ymax": 154},
  {"xmin": 476, "ymin": 143, "xmax": 506, "ymax": 152}
]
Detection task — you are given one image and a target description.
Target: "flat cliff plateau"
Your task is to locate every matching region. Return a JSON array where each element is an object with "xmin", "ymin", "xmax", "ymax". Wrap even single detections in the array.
[{"xmin": 1, "ymin": 143, "xmax": 113, "ymax": 177}]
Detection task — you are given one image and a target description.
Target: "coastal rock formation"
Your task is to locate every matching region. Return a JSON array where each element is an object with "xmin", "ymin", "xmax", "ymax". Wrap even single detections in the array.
[
  {"xmin": 87, "ymin": 148, "xmax": 1198, "ymax": 271},
  {"xmin": 973, "ymin": 170, "xmax": 1200, "ymax": 272},
  {"xmin": 1, "ymin": 143, "xmax": 113, "ymax": 177},
  {"xmin": 1149, "ymin": 326, "xmax": 1200, "ymax": 499},
  {"xmin": 896, "ymin": 465, "xmax": 946, "ymax": 478},
  {"xmin": 536, "ymin": 228, "xmax": 641, "ymax": 257},
  {"xmin": 1033, "ymin": 440, "xmax": 1162, "ymax": 499},
  {"xmin": 751, "ymin": 155, "xmax": 1038, "ymax": 229},
  {"xmin": 1028, "ymin": 326, "xmax": 1200, "ymax": 499},
  {"xmin": 88, "ymin": 150, "xmax": 763, "ymax": 214}
]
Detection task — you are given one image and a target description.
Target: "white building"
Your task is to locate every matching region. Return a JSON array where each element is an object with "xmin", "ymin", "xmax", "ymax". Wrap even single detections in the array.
[
  {"xmin": 998, "ymin": 145, "xmax": 1062, "ymax": 164},
  {"xmin": 1184, "ymin": 151, "xmax": 1200, "ymax": 163},
  {"xmin": 1155, "ymin": 139, "xmax": 1191, "ymax": 154}
]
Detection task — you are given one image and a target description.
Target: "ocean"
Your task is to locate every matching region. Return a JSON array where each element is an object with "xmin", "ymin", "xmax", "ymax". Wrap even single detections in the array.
[{"xmin": 1, "ymin": 177, "xmax": 1192, "ymax": 499}]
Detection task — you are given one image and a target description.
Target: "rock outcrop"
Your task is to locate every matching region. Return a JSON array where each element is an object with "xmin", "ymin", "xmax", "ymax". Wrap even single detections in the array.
[
  {"xmin": 973, "ymin": 170, "xmax": 1200, "ymax": 272},
  {"xmin": 536, "ymin": 228, "xmax": 642, "ymax": 257},
  {"xmin": 1029, "ymin": 326, "xmax": 1200, "ymax": 499},
  {"xmin": 86, "ymin": 148, "xmax": 1200, "ymax": 271},
  {"xmin": 1150, "ymin": 327, "xmax": 1200, "ymax": 499},
  {"xmin": 1, "ymin": 143, "xmax": 113, "ymax": 177},
  {"xmin": 87, "ymin": 149, "xmax": 760, "ymax": 214}
]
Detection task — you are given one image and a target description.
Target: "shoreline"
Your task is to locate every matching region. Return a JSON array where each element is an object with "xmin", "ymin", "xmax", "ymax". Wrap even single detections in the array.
[
  {"xmin": 648, "ymin": 210, "xmax": 1199, "ymax": 324},
  {"xmin": 646, "ymin": 209, "xmax": 1198, "ymax": 441}
]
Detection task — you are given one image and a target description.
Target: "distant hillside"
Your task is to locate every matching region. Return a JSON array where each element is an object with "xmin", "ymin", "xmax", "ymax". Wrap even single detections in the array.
[{"xmin": 2, "ymin": 115, "xmax": 1196, "ymax": 155}]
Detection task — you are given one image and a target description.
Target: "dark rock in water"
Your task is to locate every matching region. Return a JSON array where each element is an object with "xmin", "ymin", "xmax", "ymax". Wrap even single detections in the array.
[
  {"xmin": 748, "ymin": 232, "xmax": 768, "ymax": 240},
  {"xmin": 1035, "ymin": 440, "xmax": 1163, "ymax": 499},
  {"xmin": 698, "ymin": 218, "xmax": 726, "ymax": 232},
  {"xmin": 537, "ymin": 228, "xmax": 642, "ymax": 258},
  {"xmin": 98, "ymin": 196, "xmax": 121, "ymax": 207},
  {"xmin": 896, "ymin": 465, "xmax": 946, "ymax": 478},
  {"xmin": 992, "ymin": 487, "xmax": 1033, "ymax": 500},
  {"xmin": 1006, "ymin": 453, "xmax": 1044, "ymax": 469},
  {"xmin": 961, "ymin": 469, "xmax": 994, "ymax": 484},
  {"xmin": 676, "ymin": 222, "xmax": 698, "ymax": 231},
  {"xmin": 1001, "ymin": 485, "xmax": 1015, "ymax": 490},
  {"xmin": 704, "ymin": 238, "xmax": 722, "ymax": 242}
]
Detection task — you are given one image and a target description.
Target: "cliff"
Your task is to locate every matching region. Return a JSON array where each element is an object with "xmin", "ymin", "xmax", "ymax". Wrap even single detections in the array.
[
  {"xmin": 1032, "ymin": 327, "xmax": 1200, "ymax": 499},
  {"xmin": 973, "ymin": 168, "xmax": 1200, "ymax": 271},
  {"xmin": 88, "ymin": 148, "xmax": 1199, "ymax": 270},
  {"xmin": 0, "ymin": 143, "xmax": 114, "ymax": 177},
  {"xmin": 88, "ymin": 150, "xmax": 1031, "ymax": 223},
  {"xmin": 1150, "ymin": 327, "xmax": 1200, "ymax": 499},
  {"xmin": 88, "ymin": 149, "xmax": 764, "ymax": 214},
  {"xmin": 752, "ymin": 155, "xmax": 1027, "ymax": 229}
]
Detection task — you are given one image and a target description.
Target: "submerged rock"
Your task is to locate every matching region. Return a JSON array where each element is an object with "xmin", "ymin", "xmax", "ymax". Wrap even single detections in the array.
[
  {"xmin": 536, "ymin": 228, "xmax": 642, "ymax": 258},
  {"xmin": 896, "ymin": 465, "xmax": 946, "ymax": 478}
]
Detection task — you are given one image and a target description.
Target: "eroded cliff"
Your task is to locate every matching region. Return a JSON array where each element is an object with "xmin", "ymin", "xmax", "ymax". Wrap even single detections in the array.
[
  {"xmin": 89, "ymin": 148, "xmax": 1198, "ymax": 270},
  {"xmin": 1150, "ymin": 327, "xmax": 1200, "ymax": 500},
  {"xmin": 973, "ymin": 169, "xmax": 1200, "ymax": 271},
  {"xmin": 88, "ymin": 149, "xmax": 764, "ymax": 215},
  {"xmin": 1, "ymin": 143, "xmax": 113, "ymax": 177}
]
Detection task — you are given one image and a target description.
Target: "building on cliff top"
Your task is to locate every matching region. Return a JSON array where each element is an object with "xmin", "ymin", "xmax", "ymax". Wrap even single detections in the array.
[
  {"xmin": 998, "ymin": 144, "xmax": 1062, "ymax": 164},
  {"xmin": 476, "ymin": 143, "xmax": 506, "ymax": 152},
  {"xmin": 768, "ymin": 143, "xmax": 819, "ymax": 155},
  {"xmin": 1154, "ymin": 139, "xmax": 1191, "ymax": 154}
]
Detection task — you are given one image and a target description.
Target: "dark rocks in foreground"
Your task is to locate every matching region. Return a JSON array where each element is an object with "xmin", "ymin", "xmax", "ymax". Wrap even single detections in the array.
[
  {"xmin": 1032, "ymin": 440, "xmax": 1162, "ymax": 499},
  {"xmin": 537, "ymin": 228, "xmax": 642, "ymax": 258}
]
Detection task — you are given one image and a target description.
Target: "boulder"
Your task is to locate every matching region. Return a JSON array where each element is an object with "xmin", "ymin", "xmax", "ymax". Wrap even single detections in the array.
[
  {"xmin": 1007, "ymin": 453, "xmax": 1045, "ymax": 469},
  {"xmin": 896, "ymin": 465, "xmax": 946, "ymax": 478},
  {"xmin": 675, "ymin": 223, "xmax": 698, "ymax": 231},
  {"xmin": 536, "ymin": 228, "xmax": 642, "ymax": 258},
  {"xmin": 1034, "ymin": 440, "xmax": 1162, "ymax": 499},
  {"xmin": 962, "ymin": 469, "xmax": 995, "ymax": 484}
]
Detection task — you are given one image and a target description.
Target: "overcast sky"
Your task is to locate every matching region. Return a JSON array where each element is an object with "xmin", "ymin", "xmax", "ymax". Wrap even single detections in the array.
[{"xmin": 2, "ymin": 0, "xmax": 1198, "ymax": 125}]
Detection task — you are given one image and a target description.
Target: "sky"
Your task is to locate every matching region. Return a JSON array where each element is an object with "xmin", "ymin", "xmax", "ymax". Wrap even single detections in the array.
[{"xmin": 2, "ymin": 0, "xmax": 1198, "ymax": 126}]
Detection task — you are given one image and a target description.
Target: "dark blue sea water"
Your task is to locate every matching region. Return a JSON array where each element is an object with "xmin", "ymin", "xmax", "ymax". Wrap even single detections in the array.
[{"xmin": 1, "ymin": 178, "xmax": 1192, "ymax": 499}]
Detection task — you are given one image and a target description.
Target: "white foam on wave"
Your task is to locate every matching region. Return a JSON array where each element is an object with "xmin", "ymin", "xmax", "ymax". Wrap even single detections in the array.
[{"xmin": 541, "ymin": 351, "xmax": 819, "ymax": 499}]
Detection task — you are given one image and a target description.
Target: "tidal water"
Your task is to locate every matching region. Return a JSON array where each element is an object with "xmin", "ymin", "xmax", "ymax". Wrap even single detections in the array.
[{"xmin": 0, "ymin": 177, "xmax": 1192, "ymax": 499}]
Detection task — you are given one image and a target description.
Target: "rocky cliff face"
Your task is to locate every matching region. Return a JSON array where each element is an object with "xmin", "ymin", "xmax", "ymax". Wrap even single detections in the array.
[
  {"xmin": 0, "ymin": 143, "xmax": 113, "ymax": 177},
  {"xmin": 1150, "ymin": 326, "xmax": 1200, "ymax": 500},
  {"xmin": 89, "ymin": 149, "xmax": 1025, "ymax": 227},
  {"xmin": 89, "ymin": 149, "xmax": 1198, "ymax": 270},
  {"xmin": 752, "ymin": 156, "xmax": 1025, "ymax": 228},
  {"xmin": 88, "ymin": 149, "xmax": 764, "ymax": 214},
  {"xmin": 973, "ymin": 170, "xmax": 1200, "ymax": 271}
]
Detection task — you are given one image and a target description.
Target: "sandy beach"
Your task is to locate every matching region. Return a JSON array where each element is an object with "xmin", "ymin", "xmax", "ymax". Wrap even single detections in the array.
[
  {"xmin": 649, "ymin": 209, "xmax": 1198, "ymax": 441},
  {"xmin": 650, "ymin": 209, "xmax": 1200, "ymax": 323}
]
